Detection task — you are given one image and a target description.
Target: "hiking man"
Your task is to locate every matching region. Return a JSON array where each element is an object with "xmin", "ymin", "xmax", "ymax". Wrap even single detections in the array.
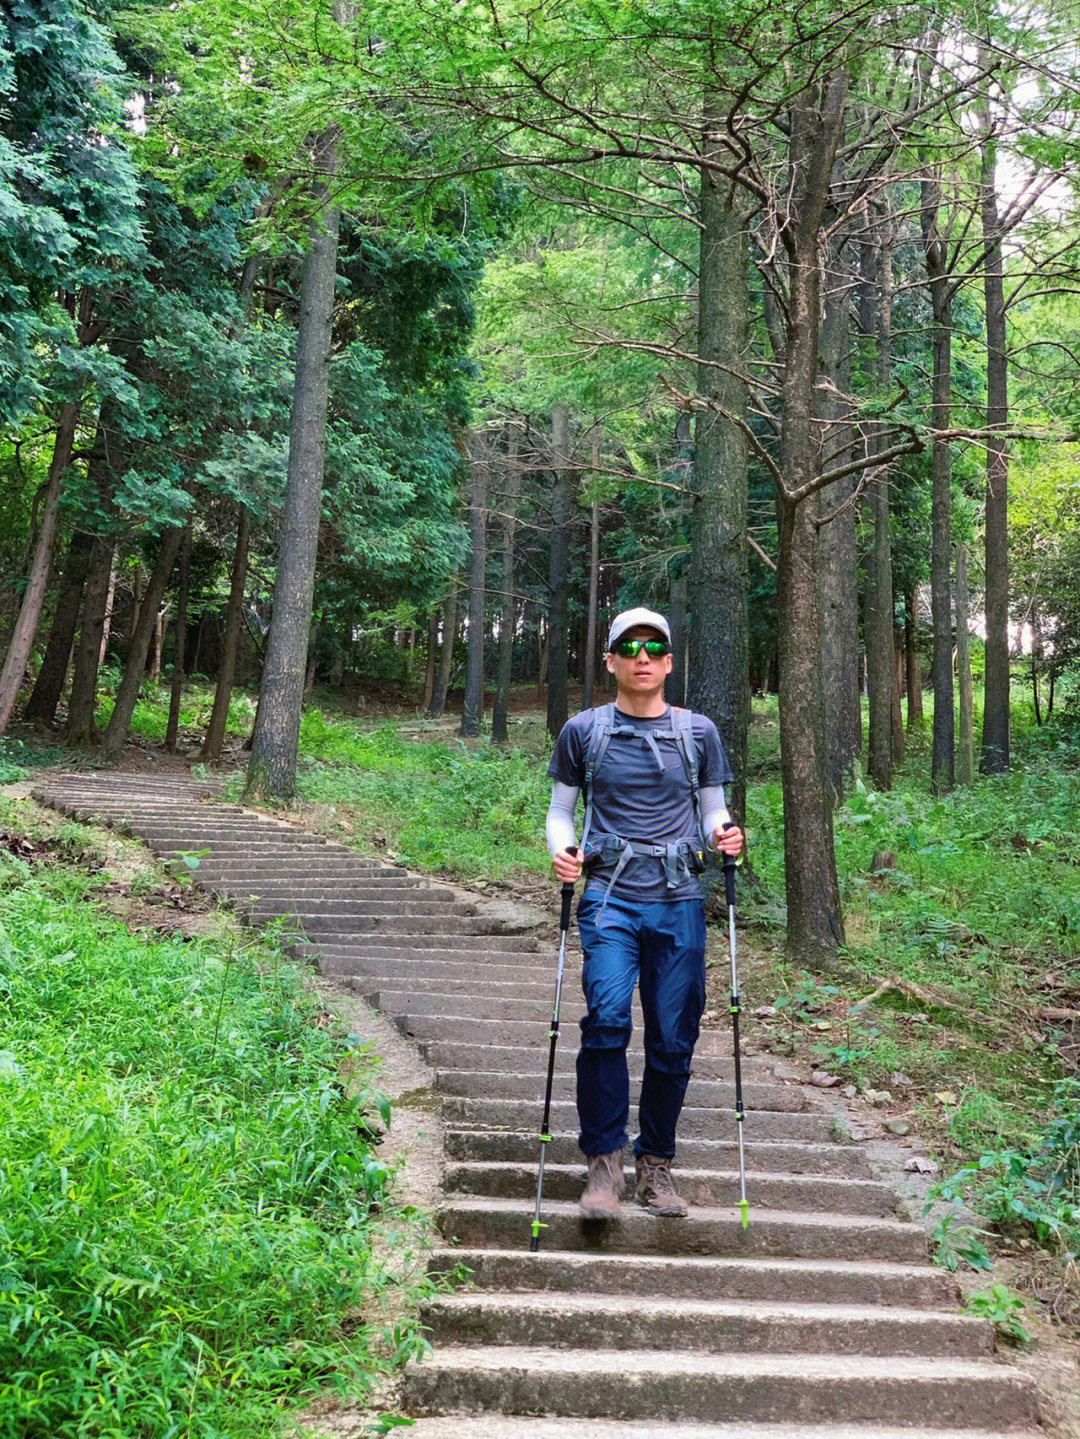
[{"xmin": 546, "ymin": 607, "xmax": 745, "ymax": 1220}]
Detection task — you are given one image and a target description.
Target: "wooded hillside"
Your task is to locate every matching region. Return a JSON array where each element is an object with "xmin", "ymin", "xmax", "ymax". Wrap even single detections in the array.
[{"xmin": 4, "ymin": 0, "xmax": 1080, "ymax": 966}]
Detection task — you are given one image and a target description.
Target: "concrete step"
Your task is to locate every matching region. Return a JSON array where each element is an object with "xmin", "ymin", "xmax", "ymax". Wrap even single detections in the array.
[
  {"xmin": 193, "ymin": 865, "xmax": 422, "ymax": 883},
  {"xmin": 419, "ymin": 1039, "xmax": 782, "ymax": 1080},
  {"xmin": 242, "ymin": 898, "xmax": 476, "ymax": 919},
  {"xmin": 437, "ymin": 1096, "xmax": 838, "ymax": 1144},
  {"xmin": 324, "ymin": 934, "xmax": 540, "ymax": 956},
  {"xmin": 427, "ymin": 1250, "xmax": 959, "ymax": 1308},
  {"xmin": 402, "ymin": 1348, "xmax": 1037, "ymax": 1428},
  {"xmin": 438, "ymin": 1198, "xmax": 929, "ymax": 1264},
  {"xmin": 208, "ymin": 881, "xmax": 457, "ymax": 902},
  {"xmin": 443, "ymin": 1131, "xmax": 874, "ymax": 1179},
  {"xmin": 403, "ymin": 1420, "xmax": 1036, "ymax": 1439},
  {"xmin": 265, "ymin": 913, "xmax": 514, "ymax": 937},
  {"xmin": 432, "ymin": 1069, "xmax": 806, "ymax": 1113},
  {"xmin": 444, "ymin": 1162, "xmax": 898, "ymax": 1217},
  {"xmin": 422, "ymin": 1290, "xmax": 990, "ymax": 1358}
]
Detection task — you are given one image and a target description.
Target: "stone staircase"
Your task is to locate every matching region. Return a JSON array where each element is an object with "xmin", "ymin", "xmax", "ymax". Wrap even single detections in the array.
[{"xmin": 31, "ymin": 771, "xmax": 1043, "ymax": 1438}]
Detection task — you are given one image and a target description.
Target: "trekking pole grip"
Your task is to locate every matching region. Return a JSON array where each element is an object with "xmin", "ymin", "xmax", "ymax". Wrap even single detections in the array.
[
  {"xmin": 721, "ymin": 824, "xmax": 738, "ymax": 908},
  {"xmin": 560, "ymin": 845, "xmax": 579, "ymax": 930}
]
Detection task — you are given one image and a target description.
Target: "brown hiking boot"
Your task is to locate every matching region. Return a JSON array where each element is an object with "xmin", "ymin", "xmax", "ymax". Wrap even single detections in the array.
[
  {"xmin": 579, "ymin": 1149, "xmax": 625, "ymax": 1219},
  {"xmin": 635, "ymin": 1154, "xmax": 689, "ymax": 1217}
]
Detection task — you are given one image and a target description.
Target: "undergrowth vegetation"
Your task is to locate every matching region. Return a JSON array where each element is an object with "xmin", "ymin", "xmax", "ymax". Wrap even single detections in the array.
[{"xmin": 0, "ymin": 818, "xmax": 437, "ymax": 1438}]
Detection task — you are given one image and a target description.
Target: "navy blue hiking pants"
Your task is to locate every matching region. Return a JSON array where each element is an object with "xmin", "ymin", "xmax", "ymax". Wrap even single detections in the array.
[{"xmin": 575, "ymin": 893, "xmax": 706, "ymax": 1160}]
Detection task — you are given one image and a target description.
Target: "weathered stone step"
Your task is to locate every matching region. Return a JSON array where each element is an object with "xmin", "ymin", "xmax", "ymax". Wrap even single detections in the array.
[
  {"xmin": 433, "ymin": 1069, "xmax": 806, "ymax": 1113},
  {"xmin": 437, "ymin": 1097, "xmax": 838, "ymax": 1144},
  {"xmin": 444, "ymin": 1162, "xmax": 897, "ymax": 1216},
  {"xmin": 196, "ymin": 865, "xmax": 423, "ymax": 884},
  {"xmin": 428, "ymin": 1250, "xmax": 959, "ymax": 1308},
  {"xmin": 403, "ymin": 1420, "xmax": 1035, "ymax": 1439},
  {"xmin": 419, "ymin": 1039, "xmax": 781, "ymax": 1080},
  {"xmin": 402, "ymin": 1348, "xmax": 1037, "ymax": 1428},
  {"xmin": 210, "ymin": 881, "xmax": 457, "ymax": 902},
  {"xmin": 438, "ymin": 1198, "xmax": 928, "ymax": 1263},
  {"xmin": 320, "ymin": 958, "xmax": 574, "ymax": 987},
  {"xmin": 243, "ymin": 898, "xmax": 476, "ymax": 919},
  {"xmin": 325, "ymin": 934, "xmax": 540, "ymax": 957},
  {"xmin": 443, "ymin": 1131, "xmax": 874, "ymax": 1179},
  {"xmin": 270, "ymin": 913, "xmax": 514, "ymax": 937},
  {"xmin": 422, "ymin": 1291, "xmax": 990, "ymax": 1358}
]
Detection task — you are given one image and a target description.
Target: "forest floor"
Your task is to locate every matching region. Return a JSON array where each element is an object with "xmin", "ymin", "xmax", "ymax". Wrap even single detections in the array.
[{"xmin": 2, "ymin": 675, "xmax": 1079, "ymax": 1431}]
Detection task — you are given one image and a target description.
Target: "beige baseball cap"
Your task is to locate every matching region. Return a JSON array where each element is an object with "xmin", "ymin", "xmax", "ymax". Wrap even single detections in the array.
[{"xmin": 606, "ymin": 607, "xmax": 672, "ymax": 651}]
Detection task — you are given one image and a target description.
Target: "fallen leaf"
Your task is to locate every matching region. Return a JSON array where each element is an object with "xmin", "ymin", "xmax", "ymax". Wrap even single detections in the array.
[
  {"xmin": 810, "ymin": 1070, "xmax": 841, "ymax": 1088},
  {"xmin": 904, "ymin": 1156, "xmax": 939, "ymax": 1174},
  {"xmin": 934, "ymin": 1090, "xmax": 958, "ymax": 1106}
]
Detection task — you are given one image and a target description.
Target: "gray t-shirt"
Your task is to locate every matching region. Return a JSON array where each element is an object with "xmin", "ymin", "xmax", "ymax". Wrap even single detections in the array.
[{"xmin": 548, "ymin": 705, "xmax": 734, "ymax": 902}]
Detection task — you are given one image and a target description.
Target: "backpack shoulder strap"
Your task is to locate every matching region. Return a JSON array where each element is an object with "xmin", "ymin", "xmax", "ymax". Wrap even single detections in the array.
[
  {"xmin": 580, "ymin": 704, "xmax": 616, "ymax": 854},
  {"xmin": 671, "ymin": 707, "xmax": 704, "ymax": 844}
]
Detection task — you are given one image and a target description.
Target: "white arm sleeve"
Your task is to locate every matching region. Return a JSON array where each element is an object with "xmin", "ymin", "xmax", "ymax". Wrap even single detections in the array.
[
  {"xmin": 701, "ymin": 783, "xmax": 731, "ymax": 848},
  {"xmin": 545, "ymin": 781, "xmax": 580, "ymax": 856}
]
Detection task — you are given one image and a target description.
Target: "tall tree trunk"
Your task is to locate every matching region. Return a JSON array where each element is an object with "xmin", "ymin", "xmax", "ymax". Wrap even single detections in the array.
[
  {"xmin": 955, "ymin": 543, "xmax": 975, "ymax": 786},
  {"xmin": 428, "ymin": 584, "xmax": 458, "ymax": 718},
  {"xmin": 666, "ymin": 568, "xmax": 688, "ymax": 708},
  {"xmin": 904, "ymin": 588, "xmax": 924, "ymax": 730},
  {"xmin": 200, "ymin": 505, "xmax": 251, "ymax": 763},
  {"xmin": 23, "ymin": 528, "xmax": 94, "ymax": 727},
  {"xmin": 0, "ymin": 400, "xmax": 80, "ymax": 737},
  {"xmin": 979, "ymin": 81, "xmax": 1010, "ymax": 774},
  {"xmin": 421, "ymin": 609, "xmax": 438, "ymax": 712},
  {"xmin": 165, "ymin": 525, "xmax": 192, "ymax": 752},
  {"xmin": 65, "ymin": 535, "xmax": 114, "ymax": 745},
  {"xmin": 688, "ymin": 120, "xmax": 749, "ymax": 821},
  {"xmin": 817, "ymin": 239, "xmax": 859, "ymax": 803},
  {"xmin": 865, "ymin": 205, "xmax": 896, "ymax": 790},
  {"xmin": 100, "ymin": 527, "xmax": 183, "ymax": 760},
  {"xmin": 98, "ymin": 554, "xmax": 116, "ymax": 668},
  {"xmin": 775, "ymin": 74, "xmax": 848, "ymax": 969},
  {"xmin": 245, "ymin": 130, "xmax": 340, "ymax": 803},
  {"xmin": 891, "ymin": 626, "xmax": 905, "ymax": 763},
  {"xmin": 492, "ymin": 430, "xmax": 520, "ymax": 741},
  {"xmin": 150, "ymin": 605, "xmax": 168, "ymax": 685},
  {"xmin": 583, "ymin": 474, "xmax": 601, "ymax": 708},
  {"xmin": 922, "ymin": 169, "xmax": 955, "ymax": 793},
  {"xmin": 546, "ymin": 404, "xmax": 572, "ymax": 739},
  {"xmin": 461, "ymin": 445, "xmax": 487, "ymax": 737}
]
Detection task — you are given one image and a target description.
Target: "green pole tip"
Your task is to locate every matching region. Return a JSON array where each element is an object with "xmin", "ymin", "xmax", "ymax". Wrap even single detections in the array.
[{"xmin": 738, "ymin": 1199, "xmax": 750, "ymax": 1230}]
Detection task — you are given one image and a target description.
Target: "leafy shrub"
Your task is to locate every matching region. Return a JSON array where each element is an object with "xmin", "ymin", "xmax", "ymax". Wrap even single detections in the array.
[{"xmin": 0, "ymin": 857, "xmax": 432, "ymax": 1438}]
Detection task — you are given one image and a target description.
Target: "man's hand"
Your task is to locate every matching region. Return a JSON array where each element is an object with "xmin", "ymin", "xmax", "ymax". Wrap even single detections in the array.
[
  {"xmin": 712, "ymin": 824, "xmax": 745, "ymax": 857},
  {"xmin": 552, "ymin": 848, "xmax": 584, "ymax": 884}
]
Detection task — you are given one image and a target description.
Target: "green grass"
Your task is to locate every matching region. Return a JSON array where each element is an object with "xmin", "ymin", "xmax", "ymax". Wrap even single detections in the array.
[{"xmin": 0, "ymin": 823, "xmax": 437, "ymax": 1438}]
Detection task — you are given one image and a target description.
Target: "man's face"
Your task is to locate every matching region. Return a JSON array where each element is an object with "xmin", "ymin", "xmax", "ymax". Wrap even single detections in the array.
[{"xmin": 605, "ymin": 625, "xmax": 673, "ymax": 690}]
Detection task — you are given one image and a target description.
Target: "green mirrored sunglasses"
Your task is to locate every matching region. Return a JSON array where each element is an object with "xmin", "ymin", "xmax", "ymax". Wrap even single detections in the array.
[{"xmin": 613, "ymin": 638, "xmax": 670, "ymax": 659}]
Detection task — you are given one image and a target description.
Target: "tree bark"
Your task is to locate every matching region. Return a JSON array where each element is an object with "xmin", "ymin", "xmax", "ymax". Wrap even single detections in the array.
[
  {"xmin": 979, "ymin": 81, "xmax": 1010, "ymax": 775},
  {"xmin": 955, "ymin": 543, "xmax": 975, "ymax": 786},
  {"xmin": 904, "ymin": 587, "xmax": 923, "ymax": 730},
  {"xmin": 775, "ymin": 73, "xmax": 849, "ymax": 968},
  {"xmin": 421, "ymin": 609, "xmax": 438, "ymax": 712},
  {"xmin": 64, "ymin": 535, "xmax": 114, "ymax": 745},
  {"xmin": 583, "ymin": 488, "xmax": 601, "ymax": 708},
  {"xmin": 492, "ymin": 429, "xmax": 520, "ymax": 741},
  {"xmin": 100, "ymin": 527, "xmax": 183, "ymax": 760},
  {"xmin": 666, "ymin": 567, "xmax": 688, "ymax": 709},
  {"xmin": 461, "ymin": 443, "xmax": 487, "ymax": 737},
  {"xmin": 200, "ymin": 505, "xmax": 251, "ymax": 763},
  {"xmin": 428, "ymin": 584, "xmax": 458, "ymax": 717},
  {"xmin": 165, "ymin": 526, "xmax": 192, "ymax": 752},
  {"xmin": 922, "ymin": 168, "xmax": 955, "ymax": 793},
  {"xmin": 687, "ymin": 120, "xmax": 749, "ymax": 822},
  {"xmin": 816, "ymin": 239, "xmax": 859, "ymax": 803},
  {"xmin": 0, "ymin": 399, "xmax": 80, "ymax": 737},
  {"xmin": 546, "ymin": 403, "xmax": 572, "ymax": 740},
  {"xmin": 865, "ymin": 205, "xmax": 896, "ymax": 790},
  {"xmin": 23, "ymin": 528, "xmax": 94, "ymax": 727},
  {"xmin": 245, "ymin": 130, "xmax": 340, "ymax": 803}
]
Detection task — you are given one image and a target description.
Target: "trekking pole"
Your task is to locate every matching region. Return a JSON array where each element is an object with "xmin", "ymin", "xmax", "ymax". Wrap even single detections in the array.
[
  {"xmin": 530, "ymin": 845, "xmax": 578, "ymax": 1252},
  {"xmin": 722, "ymin": 825, "xmax": 750, "ymax": 1229}
]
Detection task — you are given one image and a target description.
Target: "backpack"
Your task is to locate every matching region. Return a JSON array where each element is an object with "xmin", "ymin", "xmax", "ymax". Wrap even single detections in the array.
[{"xmin": 578, "ymin": 702, "xmax": 704, "ymax": 860}]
